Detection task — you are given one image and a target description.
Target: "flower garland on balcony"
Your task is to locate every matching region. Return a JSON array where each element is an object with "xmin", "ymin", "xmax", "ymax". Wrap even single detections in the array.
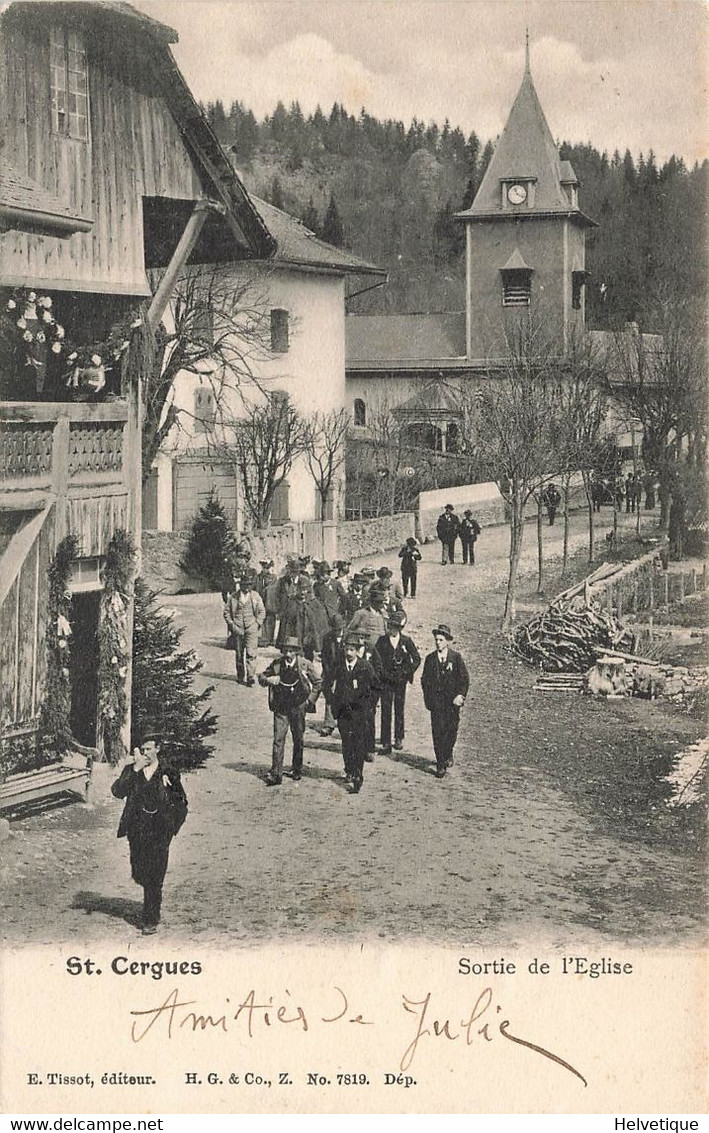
[
  {"xmin": 98, "ymin": 529, "xmax": 136, "ymax": 764},
  {"xmin": 41, "ymin": 534, "xmax": 78, "ymax": 752},
  {"xmin": 2, "ymin": 289, "xmax": 66, "ymax": 395}
]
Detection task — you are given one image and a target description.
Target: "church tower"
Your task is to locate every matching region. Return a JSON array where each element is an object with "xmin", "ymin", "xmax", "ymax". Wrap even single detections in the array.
[{"xmin": 457, "ymin": 39, "xmax": 596, "ymax": 360}]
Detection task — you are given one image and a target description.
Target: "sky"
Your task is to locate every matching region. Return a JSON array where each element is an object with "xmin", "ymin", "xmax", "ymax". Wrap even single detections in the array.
[{"xmin": 136, "ymin": 0, "xmax": 708, "ymax": 165}]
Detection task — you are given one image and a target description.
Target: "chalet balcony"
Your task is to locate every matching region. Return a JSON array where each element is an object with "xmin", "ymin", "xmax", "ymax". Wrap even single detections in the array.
[{"xmin": 1, "ymin": 399, "xmax": 130, "ymax": 506}]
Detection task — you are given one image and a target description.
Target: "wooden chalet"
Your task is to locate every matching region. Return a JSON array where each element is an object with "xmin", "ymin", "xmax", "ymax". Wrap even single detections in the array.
[{"xmin": 0, "ymin": 0, "xmax": 275, "ymax": 758}]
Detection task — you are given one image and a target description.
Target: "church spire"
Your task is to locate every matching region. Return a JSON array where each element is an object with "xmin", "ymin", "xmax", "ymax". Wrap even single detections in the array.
[{"xmin": 525, "ymin": 28, "xmax": 531, "ymax": 75}]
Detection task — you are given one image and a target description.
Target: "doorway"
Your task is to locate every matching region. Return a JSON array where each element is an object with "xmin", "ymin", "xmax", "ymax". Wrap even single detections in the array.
[{"xmin": 69, "ymin": 590, "xmax": 101, "ymax": 748}]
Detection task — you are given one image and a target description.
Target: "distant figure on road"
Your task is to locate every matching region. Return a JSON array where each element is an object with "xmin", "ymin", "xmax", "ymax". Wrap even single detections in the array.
[
  {"xmin": 436, "ymin": 503, "xmax": 460, "ymax": 564},
  {"xmin": 398, "ymin": 536, "xmax": 421, "ymax": 597},
  {"xmin": 542, "ymin": 483, "xmax": 561, "ymax": 526},
  {"xmin": 459, "ymin": 510, "xmax": 482, "ymax": 564},
  {"xmin": 421, "ymin": 624, "xmax": 469, "ymax": 779},
  {"xmin": 111, "ymin": 727, "xmax": 188, "ymax": 935},
  {"xmin": 259, "ymin": 636, "xmax": 321, "ymax": 786}
]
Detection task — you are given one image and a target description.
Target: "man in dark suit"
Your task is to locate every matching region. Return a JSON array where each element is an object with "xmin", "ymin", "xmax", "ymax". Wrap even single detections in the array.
[
  {"xmin": 330, "ymin": 631, "xmax": 377, "ymax": 794},
  {"xmin": 420, "ymin": 623, "xmax": 469, "ymax": 778},
  {"xmin": 436, "ymin": 503, "xmax": 460, "ymax": 564},
  {"xmin": 374, "ymin": 609, "xmax": 420, "ymax": 754},
  {"xmin": 459, "ymin": 510, "xmax": 482, "ymax": 564},
  {"xmin": 111, "ymin": 728, "xmax": 188, "ymax": 935}
]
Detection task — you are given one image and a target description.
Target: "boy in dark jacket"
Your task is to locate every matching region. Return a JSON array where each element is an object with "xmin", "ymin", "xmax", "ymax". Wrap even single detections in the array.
[
  {"xmin": 111, "ymin": 728, "xmax": 187, "ymax": 935},
  {"xmin": 399, "ymin": 536, "xmax": 422, "ymax": 596},
  {"xmin": 459, "ymin": 511, "xmax": 482, "ymax": 565},
  {"xmin": 420, "ymin": 623, "xmax": 469, "ymax": 778},
  {"xmin": 374, "ymin": 609, "xmax": 421, "ymax": 753},
  {"xmin": 330, "ymin": 632, "xmax": 377, "ymax": 793}
]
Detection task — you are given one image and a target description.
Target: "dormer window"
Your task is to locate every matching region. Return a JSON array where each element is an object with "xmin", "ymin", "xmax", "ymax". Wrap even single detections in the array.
[{"xmin": 50, "ymin": 26, "xmax": 89, "ymax": 141}]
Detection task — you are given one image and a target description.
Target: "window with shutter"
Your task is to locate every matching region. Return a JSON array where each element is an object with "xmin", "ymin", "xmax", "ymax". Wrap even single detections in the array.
[
  {"xmin": 501, "ymin": 269, "xmax": 532, "ymax": 307},
  {"xmin": 270, "ymin": 308, "xmax": 289, "ymax": 352}
]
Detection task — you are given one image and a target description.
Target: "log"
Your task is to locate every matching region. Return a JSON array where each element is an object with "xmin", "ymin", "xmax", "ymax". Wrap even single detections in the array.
[{"xmin": 591, "ymin": 646, "xmax": 659, "ymax": 666}]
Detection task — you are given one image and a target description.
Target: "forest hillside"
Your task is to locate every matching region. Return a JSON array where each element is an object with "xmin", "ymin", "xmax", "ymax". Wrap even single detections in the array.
[{"xmin": 204, "ymin": 98, "xmax": 708, "ymax": 331}]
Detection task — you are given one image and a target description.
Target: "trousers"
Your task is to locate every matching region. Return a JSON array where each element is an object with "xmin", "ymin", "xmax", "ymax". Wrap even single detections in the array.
[
  {"xmin": 430, "ymin": 705, "xmax": 460, "ymax": 769},
  {"xmin": 234, "ymin": 623, "xmax": 260, "ymax": 681},
  {"xmin": 441, "ymin": 539, "xmax": 456, "ymax": 564},
  {"xmin": 338, "ymin": 713, "xmax": 367, "ymax": 782},
  {"xmin": 129, "ymin": 830, "xmax": 171, "ymax": 927},
  {"xmin": 460, "ymin": 539, "xmax": 476, "ymax": 564},
  {"xmin": 401, "ymin": 565, "xmax": 417, "ymax": 596},
  {"xmin": 271, "ymin": 706, "xmax": 306, "ymax": 776},
  {"xmin": 380, "ymin": 683, "xmax": 407, "ymax": 745}
]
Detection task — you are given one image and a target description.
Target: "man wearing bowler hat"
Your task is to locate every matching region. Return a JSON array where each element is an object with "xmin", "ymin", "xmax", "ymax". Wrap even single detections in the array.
[
  {"xmin": 330, "ymin": 631, "xmax": 376, "ymax": 793},
  {"xmin": 374, "ymin": 609, "xmax": 421, "ymax": 754},
  {"xmin": 258, "ymin": 637, "xmax": 321, "ymax": 785},
  {"xmin": 111, "ymin": 724, "xmax": 188, "ymax": 934},
  {"xmin": 436, "ymin": 503, "xmax": 460, "ymax": 565},
  {"xmin": 420, "ymin": 624, "xmax": 469, "ymax": 778}
]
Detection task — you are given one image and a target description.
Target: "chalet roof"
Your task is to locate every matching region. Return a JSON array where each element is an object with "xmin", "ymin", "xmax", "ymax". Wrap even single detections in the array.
[
  {"xmin": 457, "ymin": 61, "xmax": 595, "ymax": 226},
  {"xmin": 250, "ymin": 197, "xmax": 386, "ymax": 277},
  {"xmin": 7, "ymin": 0, "xmax": 177, "ymax": 42},
  {"xmin": 4, "ymin": 1, "xmax": 276, "ymax": 260},
  {"xmin": 346, "ymin": 313, "xmax": 466, "ymax": 368},
  {"xmin": 0, "ymin": 161, "xmax": 93, "ymax": 237}
]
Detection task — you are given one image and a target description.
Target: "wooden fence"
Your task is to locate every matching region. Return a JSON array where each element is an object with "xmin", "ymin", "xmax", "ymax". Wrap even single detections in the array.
[{"xmin": 585, "ymin": 546, "xmax": 708, "ymax": 619}]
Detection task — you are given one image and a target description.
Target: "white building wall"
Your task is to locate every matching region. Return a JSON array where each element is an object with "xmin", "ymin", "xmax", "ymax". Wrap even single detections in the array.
[{"xmin": 154, "ymin": 265, "xmax": 348, "ymax": 530}]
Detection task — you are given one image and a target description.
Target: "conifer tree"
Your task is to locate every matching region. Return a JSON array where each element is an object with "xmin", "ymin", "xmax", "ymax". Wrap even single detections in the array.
[
  {"xmin": 179, "ymin": 489, "xmax": 238, "ymax": 590},
  {"xmin": 302, "ymin": 198, "xmax": 321, "ymax": 236},
  {"xmin": 322, "ymin": 193, "xmax": 345, "ymax": 247},
  {"xmin": 132, "ymin": 580, "xmax": 217, "ymax": 771}
]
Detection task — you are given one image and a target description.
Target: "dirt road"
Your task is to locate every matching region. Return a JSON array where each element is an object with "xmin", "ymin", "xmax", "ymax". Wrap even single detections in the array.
[{"xmin": 1, "ymin": 510, "xmax": 704, "ymax": 947}]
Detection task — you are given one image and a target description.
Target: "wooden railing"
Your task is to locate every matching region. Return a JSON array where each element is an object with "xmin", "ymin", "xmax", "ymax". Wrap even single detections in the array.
[{"xmin": 0, "ymin": 400, "xmax": 129, "ymax": 507}]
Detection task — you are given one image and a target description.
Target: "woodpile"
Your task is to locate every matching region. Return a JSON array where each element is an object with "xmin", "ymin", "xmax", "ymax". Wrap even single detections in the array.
[{"xmin": 511, "ymin": 600, "xmax": 636, "ymax": 673}]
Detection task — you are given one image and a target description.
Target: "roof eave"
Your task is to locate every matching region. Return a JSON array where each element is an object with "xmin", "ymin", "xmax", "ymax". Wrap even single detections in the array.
[{"xmin": 455, "ymin": 208, "xmax": 598, "ymax": 228}]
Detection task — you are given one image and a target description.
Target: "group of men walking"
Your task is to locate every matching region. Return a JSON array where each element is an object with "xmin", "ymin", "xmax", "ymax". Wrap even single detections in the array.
[
  {"xmin": 221, "ymin": 547, "xmax": 470, "ymax": 794},
  {"xmin": 436, "ymin": 504, "xmax": 482, "ymax": 565}
]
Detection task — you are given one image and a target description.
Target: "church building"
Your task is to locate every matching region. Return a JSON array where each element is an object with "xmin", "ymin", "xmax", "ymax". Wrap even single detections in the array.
[{"xmin": 346, "ymin": 44, "xmax": 598, "ymax": 440}]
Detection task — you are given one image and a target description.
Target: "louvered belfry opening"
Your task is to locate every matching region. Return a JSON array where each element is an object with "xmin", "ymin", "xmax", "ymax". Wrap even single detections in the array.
[{"xmin": 501, "ymin": 268, "xmax": 532, "ymax": 307}]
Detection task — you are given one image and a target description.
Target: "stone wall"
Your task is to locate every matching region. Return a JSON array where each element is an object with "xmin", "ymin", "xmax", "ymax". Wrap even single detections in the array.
[
  {"xmin": 336, "ymin": 512, "xmax": 416, "ymax": 561},
  {"xmin": 141, "ymin": 527, "xmax": 301, "ymax": 594}
]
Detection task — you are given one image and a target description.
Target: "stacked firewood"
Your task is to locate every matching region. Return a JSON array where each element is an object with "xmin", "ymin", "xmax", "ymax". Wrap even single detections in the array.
[{"xmin": 511, "ymin": 600, "xmax": 635, "ymax": 673}]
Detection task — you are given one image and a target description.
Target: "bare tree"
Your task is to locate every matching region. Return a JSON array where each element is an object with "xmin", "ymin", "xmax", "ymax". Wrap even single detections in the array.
[
  {"xmin": 142, "ymin": 265, "xmax": 272, "ymax": 481},
  {"xmin": 303, "ymin": 408, "xmax": 350, "ymax": 521},
  {"xmin": 606, "ymin": 297, "xmax": 706, "ymax": 532},
  {"xmin": 211, "ymin": 394, "xmax": 306, "ymax": 529},
  {"xmin": 471, "ymin": 316, "xmax": 564, "ymax": 631},
  {"xmin": 556, "ymin": 331, "xmax": 610, "ymax": 567}
]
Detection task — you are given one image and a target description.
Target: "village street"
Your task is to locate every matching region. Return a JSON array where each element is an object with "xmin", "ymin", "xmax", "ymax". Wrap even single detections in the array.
[{"xmin": 0, "ymin": 509, "xmax": 704, "ymax": 948}]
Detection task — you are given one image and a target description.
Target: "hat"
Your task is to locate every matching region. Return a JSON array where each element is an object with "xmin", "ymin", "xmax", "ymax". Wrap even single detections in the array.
[
  {"xmin": 406, "ymin": 537, "xmax": 417, "ymax": 546},
  {"xmin": 464, "ymin": 510, "xmax": 472, "ymax": 517},
  {"xmin": 369, "ymin": 586, "xmax": 387, "ymax": 605},
  {"xmin": 239, "ymin": 571, "xmax": 257, "ymax": 587},
  {"xmin": 377, "ymin": 566, "xmax": 392, "ymax": 579},
  {"xmin": 361, "ymin": 565, "xmax": 376, "ymax": 578},
  {"xmin": 138, "ymin": 722, "xmax": 162, "ymax": 745},
  {"xmin": 387, "ymin": 610, "xmax": 407, "ymax": 627},
  {"xmin": 259, "ymin": 559, "xmax": 274, "ymax": 568},
  {"xmin": 317, "ymin": 560, "xmax": 332, "ymax": 574},
  {"xmin": 432, "ymin": 623, "xmax": 454, "ymax": 640},
  {"xmin": 345, "ymin": 631, "xmax": 364, "ymax": 647},
  {"xmin": 334, "ymin": 560, "xmax": 350, "ymax": 572},
  {"xmin": 281, "ymin": 636, "xmax": 303, "ymax": 653},
  {"xmin": 445, "ymin": 504, "xmax": 455, "ymax": 512},
  {"xmin": 352, "ymin": 573, "xmax": 367, "ymax": 585}
]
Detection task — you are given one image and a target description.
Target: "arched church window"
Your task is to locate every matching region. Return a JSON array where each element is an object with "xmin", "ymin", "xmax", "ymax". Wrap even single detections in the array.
[{"xmin": 354, "ymin": 398, "xmax": 366, "ymax": 426}]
